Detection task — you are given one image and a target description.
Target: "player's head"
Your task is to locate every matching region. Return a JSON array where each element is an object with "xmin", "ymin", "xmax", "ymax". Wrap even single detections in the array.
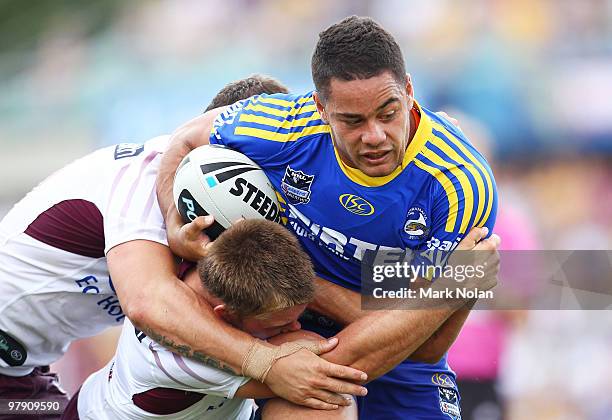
[
  {"xmin": 198, "ymin": 219, "xmax": 314, "ymax": 339},
  {"xmin": 311, "ymin": 16, "xmax": 414, "ymax": 178},
  {"xmin": 204, "ymin": 74, "xmax": 290, "ymax": 111}
]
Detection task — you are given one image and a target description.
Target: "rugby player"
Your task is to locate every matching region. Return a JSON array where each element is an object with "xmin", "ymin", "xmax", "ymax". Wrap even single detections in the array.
[
  {"xmin": 63, "ymin": 219, "xmax": 348, "ymax": 419},
  {"xmin": 156, "ymin": 17, "xmax": 500, "ymax": 419},
  {"xmin": 0, "ymin": 75, "xmax": 369, "ymax": 414}
]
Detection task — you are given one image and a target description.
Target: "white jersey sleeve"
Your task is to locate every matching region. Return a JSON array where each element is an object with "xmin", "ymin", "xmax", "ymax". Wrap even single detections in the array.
[
  {"xmin": 0, "ymin": 135, "xmax": 172, "ymax": 373},
  {"xmin": 102, "ymin": 136, "xmax": 169, "ymax": 254}
]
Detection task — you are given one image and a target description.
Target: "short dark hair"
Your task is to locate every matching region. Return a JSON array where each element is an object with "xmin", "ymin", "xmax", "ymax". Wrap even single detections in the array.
[
  {"xmin": 198, "ymin": 219, "xmax": 314, "ymax": 318},
  {"xmin": 311, "ymin": 16, "xmax": 407, "ymax": 101},
  {"xmin": 204, "ymin": 74, "xmax": 289, "ymax": 112}
]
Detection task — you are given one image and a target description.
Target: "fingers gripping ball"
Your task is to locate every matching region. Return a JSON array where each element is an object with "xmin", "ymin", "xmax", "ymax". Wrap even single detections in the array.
[{"xmin": 173, "ymin": 145, "xmax": 283, "ymax": 240}]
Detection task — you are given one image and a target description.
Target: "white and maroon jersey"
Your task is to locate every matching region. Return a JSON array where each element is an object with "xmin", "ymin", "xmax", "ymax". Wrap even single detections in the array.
[
  {"xmin": 78, "ymin": 318, "xmax": 253, "ymax": 419},
  {"xmin": 0, "ymin": 136, "xmax": 170, "ymax": 375}
]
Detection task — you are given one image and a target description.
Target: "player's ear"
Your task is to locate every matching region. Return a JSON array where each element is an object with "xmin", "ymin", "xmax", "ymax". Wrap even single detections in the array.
[
  {"xmin": 313, "ymin": 91, "xmax": 328, "ymax": 123},
  {"xmin": 212, "ymin": 304, "xmax": 230, "ymax": 322},
  {"xmin": 405, "ymin": 73, "xmax": 414, "ymax": 102}
]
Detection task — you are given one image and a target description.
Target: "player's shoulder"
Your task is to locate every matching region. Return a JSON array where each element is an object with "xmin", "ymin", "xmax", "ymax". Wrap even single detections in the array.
[
  {"xmin": 413, "ymin": 106, "xmax": 497, "ymax": 232},
  {"xmin": 421, "ymin": 107, "xmax": 491, "ymax": 171},
  {"xmin": 214, "ymin": 90, "xmax": 329, "ymax": 144},
  {"xmin": 412, "ymin": 106, "xmax": 494, "ymax": 186}
]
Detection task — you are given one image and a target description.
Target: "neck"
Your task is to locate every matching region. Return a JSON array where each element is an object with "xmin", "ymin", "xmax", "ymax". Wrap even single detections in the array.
[
  {"xmin": 406, "ymin": 105, "xmax": 417, "ymax": 151},
  {"xmin": 184, "ymin": 270, "xmax": 223, "ymax": 307}
]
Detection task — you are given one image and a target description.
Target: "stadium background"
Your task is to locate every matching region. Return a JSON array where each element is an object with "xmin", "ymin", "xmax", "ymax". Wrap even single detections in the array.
[{"xmin": 0, "ymin": 1, "xmax": 610, "ymax": 419}]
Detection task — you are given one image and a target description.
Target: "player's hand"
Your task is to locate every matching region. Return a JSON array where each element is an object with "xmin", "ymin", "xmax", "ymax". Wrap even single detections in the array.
[
  {"xmin": 435, "ymin": 111, "xmax": 460, "ymax": 128},
  {"xmin": 449, "ymin": 226, "xmax": 501, "ymax": 292},
  {"xmin": 165, "ymin": 207, "xmax": 214, "ymax": 261},
  {"xmin": 265, "ymin": 337, "xmax": 368, "ymax": 410}
]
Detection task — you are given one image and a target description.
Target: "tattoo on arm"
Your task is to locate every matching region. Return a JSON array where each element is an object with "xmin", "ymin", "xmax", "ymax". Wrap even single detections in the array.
[{"xmin": 139, "ymin": 327, "xmax": 237, "ymax": 375}]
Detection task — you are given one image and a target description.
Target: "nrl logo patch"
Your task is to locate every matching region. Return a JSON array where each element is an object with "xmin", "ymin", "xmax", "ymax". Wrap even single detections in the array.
[
  {"xmin": 281, "ymin": 166, "xmax": 314, "ymax": 205},
  {"xmin": 438, "ymin": 386, "xmax": 461, "ymax": 419},
  {"xmin": 404, "ymin": 207, "xmax": 430, "ymax": 239}
]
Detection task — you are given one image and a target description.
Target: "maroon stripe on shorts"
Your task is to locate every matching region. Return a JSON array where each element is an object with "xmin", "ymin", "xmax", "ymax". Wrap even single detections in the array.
[
  {"xmin": 25, "ymin": 199, "xmax": 105, "ymax": 259},
  {"xmin": 132, "ymin": 387, "xmax": 204, "ymax": 415}
]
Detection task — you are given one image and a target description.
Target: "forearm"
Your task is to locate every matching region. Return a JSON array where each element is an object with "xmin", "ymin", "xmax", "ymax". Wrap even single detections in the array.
[
  {"xmin": 157, "ymin": 109, "xmax": 224, "ymax": 221},
  {"xmin": 158, "ymin": 116, "xmax": 209, "ymax": 219},
  {"xmin": 311, "ymin": 276, "xmax": 470, "ymax": 368},
  {"xmin": 129, "ymin": 275, "xmax": 254, "ymax": 374},
  {"xmin": 308, "ymin": 277, "xmax": 364, "ymax": 326},
  {"xmin": 312, "ymin": 276, "xmax": 462, "ymax": 375},
  {"xmin": 408, "ymin": 301, "xmax": 474, "ymax": 364},
  {"xmin": 321, "ymin": 307, "xmax": 453, "ymax": 381},
  {"xmin": 235, "ymin": 380, "xmax": 275, "ymax": 399}
]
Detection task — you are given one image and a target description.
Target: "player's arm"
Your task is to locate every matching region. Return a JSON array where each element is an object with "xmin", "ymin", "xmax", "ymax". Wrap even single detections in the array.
[
  {"xmin": 109, "ymin": 240, "xmax": 368, "ymax": 410},
  {"xmin": 157, "ymin": 109, "xmax": 225, "ymax": 261},
  {"xmin": 319, "ymin": 237, "xmax": 499, "ymax": 380},
  {"xmin": 309, "ymin": 229, "xmax": 491, "ymax": 365},
  {"xmin": 319, "ymin": 162, "xmax": 500, "ymax": 379},
  {"xmin": 309, "ymin": 231, "xmax": 498, "ymax": 377},
  {"xmin": 311, "ymin": 289, "xmax": 471, "ymax": 365}
]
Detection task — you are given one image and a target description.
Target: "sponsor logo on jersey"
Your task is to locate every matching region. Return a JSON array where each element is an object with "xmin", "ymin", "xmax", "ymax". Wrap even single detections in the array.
[
  {"xmin": 432, "ymin": 373, "xmax": 456, "ymax": 388},
  {"xmin": 285, "ymin": 204, "xmax": 404, "ymax": 262},
  {"xmin": 339, "ymin": 194, "xmax": 375, "ymax": 216},
  {"xmin": 281, "ymin": 166, "xmax": 314, "ymax": 205},
  {"xmin": 114, "ymin": 143, "xmax": 144, "ymax": 160},
  {"xmin": 438, "ymin": 386, "xmax": 461, "ymax": 419},
  {"xmin": 74, "ymin": 275, "xmax": 126, "ymax": 323},
  {"xmin": 404, "ymin": 207, "xmax": 430, "ymax": 239}
]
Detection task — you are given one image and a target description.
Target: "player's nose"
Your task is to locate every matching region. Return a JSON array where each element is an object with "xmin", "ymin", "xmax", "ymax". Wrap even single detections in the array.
[{"xmin": 360, "ymin": 121, "xmax": 385, "ymax": 146}]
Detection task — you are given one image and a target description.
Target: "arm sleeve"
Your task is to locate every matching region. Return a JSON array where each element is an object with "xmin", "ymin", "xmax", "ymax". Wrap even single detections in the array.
[
  {"xmin": 414, "ymin": 159, "xmax": 498, "ymax": 273},
  {"xmin": 210, "ymin": 92, "xmax": 326, "ymax": 167},
  {"xmin": 103, "ymin": 142, "xmax": 169, "ymax": 254}
]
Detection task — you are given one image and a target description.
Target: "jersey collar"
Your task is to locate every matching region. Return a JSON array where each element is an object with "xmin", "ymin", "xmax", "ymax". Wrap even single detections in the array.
[{"xmin": 333, "ymin": 100, "xmax": 431, "ymax": 187}]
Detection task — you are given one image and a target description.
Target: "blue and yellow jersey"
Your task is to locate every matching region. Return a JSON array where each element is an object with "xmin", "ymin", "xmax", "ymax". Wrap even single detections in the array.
[{"xmin": 210, "ymin": 92, "xmax": 498, "ymax": 292}]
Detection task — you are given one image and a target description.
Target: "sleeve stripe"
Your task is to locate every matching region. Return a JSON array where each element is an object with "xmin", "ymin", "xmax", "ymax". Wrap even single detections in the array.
[
  {"xmin": 244, "ymin": 103, "xmax": 317, "ymax": 118},
  {"xmin": 140, "ymin": 180, "xmax": 157, "ymax": 223},
  {"xmin": 431, "ymin": 122, "xmax": 495, "ymax": 227},
  {"xmin": 238, "ymin": 112, "xmax": 321, "ymax": 130},
  {"xmin": 172, "ymin": 353, "xmax": 216, "ymax": 386},
  {"xmin": 414, "ymin": 158, "xmax": 458, "ymax": 232},
  {"xmin": 429, "ymin": 135, "xmax": 486, "ymax": 229},
  {"xmin": 149, "ymin": 343, "xmax": 191, "ymax": 388},
  {"xmin": 421, "ymin": 147, "xmax": 474, "ymax": 234},
  {"xmin": 106, "ymin": 164, "xmax": 129, "ymax": 210},
  {"xmin": 234, "ymin": 124, "xmax": 330, "ymax": 143},
  {"xmin": 119, "ymin": 151, "xmax": 160, "ymax": 219},
  {"xmin": 256, "ymin": 95, "xmax": 313, "ymax": 108}
]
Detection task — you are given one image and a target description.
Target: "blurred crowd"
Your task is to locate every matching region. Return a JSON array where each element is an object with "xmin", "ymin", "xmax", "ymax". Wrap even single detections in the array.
[{"xmin": 1, "ymin": 0, "xmax": 611, "ymax": 419}]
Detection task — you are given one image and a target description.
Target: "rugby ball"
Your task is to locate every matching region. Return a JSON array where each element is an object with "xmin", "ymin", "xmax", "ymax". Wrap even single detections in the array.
[{"xmin": 173, "ymin": 145, "xmax": 282, "ymax": 240}]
